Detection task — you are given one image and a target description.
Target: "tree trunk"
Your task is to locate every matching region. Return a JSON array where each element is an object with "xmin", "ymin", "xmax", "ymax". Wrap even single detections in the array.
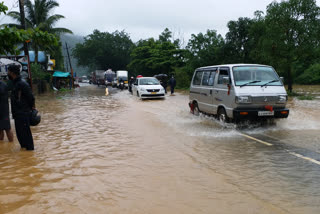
[{"xmin": 35, "ymin": 46, "xmax": 38, "ymax": 64}]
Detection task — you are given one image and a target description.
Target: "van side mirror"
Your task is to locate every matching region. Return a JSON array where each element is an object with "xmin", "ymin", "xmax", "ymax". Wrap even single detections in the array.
[
  {"xmin": 222, "ymin": 77, "xmax": 230, "ymax": 85},
  {"xmin": 280, "ymin": 77, "xmax": 284, "ymax": 83}
]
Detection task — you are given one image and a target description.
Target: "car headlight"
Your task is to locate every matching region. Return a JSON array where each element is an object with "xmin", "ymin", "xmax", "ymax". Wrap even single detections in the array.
[
  {"xmin": 277, "ymin": 95, "xmax": 287, "ymax": 103},
  {"xmin": 235, "ymin": 96, "xmax": 252, "ymax": 104},
  {"xmin": 140, "ymin": 87, "xmax": 146, "ymax": 92}
]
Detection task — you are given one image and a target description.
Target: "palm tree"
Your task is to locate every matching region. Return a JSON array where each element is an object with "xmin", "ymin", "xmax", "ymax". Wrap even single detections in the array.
[{"xmin": 5, "ymin": 0, "xmax": 72, "ymax": 62}]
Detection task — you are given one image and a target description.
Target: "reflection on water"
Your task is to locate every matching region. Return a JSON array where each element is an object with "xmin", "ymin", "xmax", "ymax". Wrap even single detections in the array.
[{"xmin": 0, "ymin": 84, "xmax": 320, "ymax": 214}]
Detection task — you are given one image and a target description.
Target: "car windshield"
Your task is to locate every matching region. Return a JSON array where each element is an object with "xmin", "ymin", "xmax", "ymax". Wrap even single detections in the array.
[
  {"xmin": 232, "ymin": 66, "xmax": 282, "ymax": 86},
  {"xmin": 139, "ymin": 78, "xmax": 160, "ymax": 85}
]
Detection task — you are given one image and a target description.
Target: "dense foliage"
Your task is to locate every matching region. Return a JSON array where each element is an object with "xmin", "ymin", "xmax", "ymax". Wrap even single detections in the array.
[
  {"xmin": 72, "ymin": 30, "xmax": 133, "ymax": 71},
  {"xmin": 0, "ymin": 2, "xmax": 58, "ymax": 56},
  {"xmin": 4, "ymin": 0, "xmax": 72, "ymax": 66},
  {"xmin": 72, "ymin": 0, "xmax": 320, "ymax": 90},
  {"xmin": 128, "ymin": 28, "xmax": 185, "ymax": 77}
]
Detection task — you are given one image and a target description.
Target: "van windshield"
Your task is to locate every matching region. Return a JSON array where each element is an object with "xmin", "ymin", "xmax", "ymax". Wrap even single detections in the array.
[{"xmin": 232, "ymin": 66, "xmax": 282, "ymax": 86}]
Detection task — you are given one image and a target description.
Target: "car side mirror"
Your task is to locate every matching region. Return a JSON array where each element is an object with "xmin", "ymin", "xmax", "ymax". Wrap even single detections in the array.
[
  {"xmin": 222, "ymin": 77, "xmax": 230, "ymax": 85},
  {"xmin": 280, "ymin": 77, "xmax": 284, "ymax": 83},
  {"xmin": 134, "ymin": 83, "xmax": 138, "ymax": 86}
]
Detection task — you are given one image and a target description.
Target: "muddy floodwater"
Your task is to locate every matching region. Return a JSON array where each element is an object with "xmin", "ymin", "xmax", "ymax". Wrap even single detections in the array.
[{"xmin": 1, "ymin": 84, "xmax": 320, "ymax": 214}]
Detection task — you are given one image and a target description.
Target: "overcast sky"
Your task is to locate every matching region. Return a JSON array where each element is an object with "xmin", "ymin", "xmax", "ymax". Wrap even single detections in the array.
[{"xmin": 1, "ymin": 0, "xmax": 320, "ymax": 43}]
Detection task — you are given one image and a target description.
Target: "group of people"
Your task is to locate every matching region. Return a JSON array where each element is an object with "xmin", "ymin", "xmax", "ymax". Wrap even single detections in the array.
[{"xmin": 0, "ymin": 64, "xmax": 35, "ymax": 151}]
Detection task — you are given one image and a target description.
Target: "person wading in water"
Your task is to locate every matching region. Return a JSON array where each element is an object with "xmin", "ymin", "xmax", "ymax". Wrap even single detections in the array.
[
  {"xmin": 8, "ymin": 64, "xmax": 35, "ymax": 150},
  {"xmin": 0, "ymin": 79, "xmax": 13, "ymax": 142}
]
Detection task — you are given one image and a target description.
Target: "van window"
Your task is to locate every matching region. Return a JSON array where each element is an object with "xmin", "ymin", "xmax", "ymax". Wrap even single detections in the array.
[
  {"xmin": 202, "ymin": 70, "xmax": 216, "ymax": 86},
  {"xmin": 193, "ymin": 71, "xmax": 203, "ymax": 85},
  {"xmin": 217, "ymin": 68, "xmax": 230, "ymax": 84}
]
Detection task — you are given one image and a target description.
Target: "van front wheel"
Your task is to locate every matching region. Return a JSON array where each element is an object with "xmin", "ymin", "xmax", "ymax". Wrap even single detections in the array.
[{"xmin": 217, "ymin": 108, "xmax": 228, "ymax": 123}]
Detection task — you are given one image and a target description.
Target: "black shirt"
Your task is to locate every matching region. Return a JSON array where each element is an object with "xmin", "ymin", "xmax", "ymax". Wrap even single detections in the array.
[
  {"xmin": 11, "ymin": 77, "xmax": 35, "ymax": 119},
  {"xmin": 0, "ymin": 81, "xmax": 9, "ymax": 120}
]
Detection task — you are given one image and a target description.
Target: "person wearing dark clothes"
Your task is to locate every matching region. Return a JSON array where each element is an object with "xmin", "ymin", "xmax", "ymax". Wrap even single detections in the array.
[
  {"xmin": 0, "ymin": 80, "xmax": 13, "ymax": 142},
  {"xmin": 169, "ymin": 76, "xmax": 176, "ymax": 95},
  {"xmin": 8, "ymin": 64, "xmax": 35, "ymax": 150},
  {"xmin": 128, "ymin": 76, "xmax": 135, "ymax": 93},
  {"xmin": 161, "ymin": 79, "xmax": 167, "ymax": 94}
]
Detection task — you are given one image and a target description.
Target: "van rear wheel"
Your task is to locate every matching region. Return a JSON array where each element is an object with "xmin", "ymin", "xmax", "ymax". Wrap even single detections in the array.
[
  {"xmin": 193, "ymin": 103, "xmax": 200, "ymax": 116},
  {"xmin": 217, "ymin": 108, "xmax": 228, "ymax": 123}
]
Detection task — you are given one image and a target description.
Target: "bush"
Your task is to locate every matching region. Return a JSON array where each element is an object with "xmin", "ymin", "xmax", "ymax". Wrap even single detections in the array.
[
  {"xmin": 295, "ymin": 63, "xmax": 320, "ymax": 84},
  {"xmin": 31, "ymin": 63, "xmax": 51, "ymax": 83},
  {"xmin": 174, "ymin": 66, "xmax": 194, "ymax": 89}
]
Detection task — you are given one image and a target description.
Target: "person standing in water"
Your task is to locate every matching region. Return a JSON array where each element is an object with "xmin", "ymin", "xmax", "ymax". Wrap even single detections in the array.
[
  {"xmin": 0, "ymin": 79, "xmax": 13, "ymax": 142},
  {"xmin": 169, "ymin": 75, "xmax": 176, "ymax": 95},
  {"xmin": 8, "ymin": 64, "xmax": 35, "ymax": 150}
]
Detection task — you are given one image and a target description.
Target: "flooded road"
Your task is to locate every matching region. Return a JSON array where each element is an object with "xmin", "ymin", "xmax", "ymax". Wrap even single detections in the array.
[{"xmin": 1, "ymin": 84, "xmax": 320, "ymax": 214}]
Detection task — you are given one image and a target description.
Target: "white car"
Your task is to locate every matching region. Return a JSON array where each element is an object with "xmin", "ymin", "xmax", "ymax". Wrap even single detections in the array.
[{"xmin": 132, "ymin": 77, "xmax": 165, "ymax": 99}]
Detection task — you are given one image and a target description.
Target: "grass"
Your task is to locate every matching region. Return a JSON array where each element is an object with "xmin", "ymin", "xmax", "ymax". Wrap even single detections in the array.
[
  {"xmin": 175, "ymin": 88, "xmax": 190, "ymax": 95},
  {"xmin": 297, "ymin": 95, "xmax": 314, "ymax": 100},
  {"xmin": 59, "ymin": 88, "xmax": 72, "ymax": 92},
  {"xmin": 287, "ymin": 91, "xmax": 300, "ymax": 97}
]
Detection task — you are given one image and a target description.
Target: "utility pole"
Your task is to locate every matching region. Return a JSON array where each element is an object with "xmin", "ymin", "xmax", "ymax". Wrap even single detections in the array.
[
  {"xmin": 65, "ymin": 56, "xmax": 69, "ymax": 73},
  {"xmin": 65, "ymin": 42, "xmax": 74, "ymax": 88},
  {"xmin": 18, "ymin": 0, "xmax": 33, "ymax": 89}
]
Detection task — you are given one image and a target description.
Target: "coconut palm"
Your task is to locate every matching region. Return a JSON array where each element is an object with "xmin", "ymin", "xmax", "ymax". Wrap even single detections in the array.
[
  {"xmin": 6, "ymin": 0, "xmax": 72, "ymax": 34},
  {"xmin": 4, "ymin": 0, "xmax": 72, "ymax": 62}
]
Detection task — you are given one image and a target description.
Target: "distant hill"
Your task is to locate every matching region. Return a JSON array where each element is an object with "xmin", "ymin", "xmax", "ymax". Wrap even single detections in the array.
[{"xmin": 60, "ymin": 34, "xmax": 89, "ymax": 77}]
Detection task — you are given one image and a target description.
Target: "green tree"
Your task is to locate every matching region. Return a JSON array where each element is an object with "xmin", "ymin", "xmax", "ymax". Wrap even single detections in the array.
[
  {"xmin": 0, "ymin": 1, "xmax": 8, "ymax": 14},
  {"xmin": 0, "ymin": 2, "xmax": 57, "ymax": 55},
  {"xmin": 225, "ymin": 17, "xmax": 253, "ymax": 63},
  {"xmin": 73, "ymin": 30, "xmax": 133, "ymax": 71},
  {"xmin": 247, "ymin": 11, "xmax": 269, "ymax": 65},
  {"xmin": 186, "ymin": 29, "xmax": 225, "ymax": 68},
  {"xmin": 263, "ymin": 0, "xmax": 320, "ymax": 92},
  {"xmin": 4, "ymin": 0, "xmax": 72, "ymax": 63},
  {"xmin": 0, "ymin": 2, "xmax": 25, "ymax": 55},
  {"xmin": 128, "ymin": 28, "xmax": 185, "ymax": 77}
]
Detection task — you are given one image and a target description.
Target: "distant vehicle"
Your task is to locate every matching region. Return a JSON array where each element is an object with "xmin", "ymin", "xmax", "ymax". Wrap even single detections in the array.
[
  {"xmin": 104, "ymin": 69, "xmax": 115, "ymax": 86},
  {"xmin": 116, "ymin": 70, "xmax": 128, "ymax": 88},
  {"xmin": 112, "ymin": 77, "xmax": 117, "ymax": 88},
  {"xmin": 132, "ymin": 77, "xmax": 165, "ymax": 99},
  {"xmin": 81, "ymin": 75, "xmax": 89, "ymax": 83},
  {"xmin": 94, "ymin": 70, "xmax": 105, "ymax": 86},
  {"xmin": 189, "ymin": 64, "xmax": 289, "ymax": 123}
]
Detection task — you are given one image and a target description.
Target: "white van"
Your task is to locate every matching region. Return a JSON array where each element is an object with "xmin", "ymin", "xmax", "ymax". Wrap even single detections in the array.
[{"xmin": 189, "ymin": 64, "xmax": 289, "ymax": 122}]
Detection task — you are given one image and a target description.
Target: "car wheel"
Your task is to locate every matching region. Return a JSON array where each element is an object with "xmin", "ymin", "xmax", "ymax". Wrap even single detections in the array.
[{"xmin": 217, "ymin": 107, "xmax": 228, "ymax": 123}]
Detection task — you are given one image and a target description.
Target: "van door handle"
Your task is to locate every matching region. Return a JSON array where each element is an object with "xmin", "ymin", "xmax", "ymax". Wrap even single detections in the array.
[{"xmin": 210, "ymin": 90, "xmax": 212, "ymax": 95}]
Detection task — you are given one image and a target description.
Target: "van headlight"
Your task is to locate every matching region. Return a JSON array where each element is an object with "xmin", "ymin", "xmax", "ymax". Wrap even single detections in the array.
[
  {"xmin": 140, "ymin": 87, "xmax": 146, "ymax": 92},
  {"xmin": 277, "ymin": 95, "xmax": 287, "ymax": 103},
  {"xmin": 236, "ymin": 96, "xmax": 252, "ymax": 104}
]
